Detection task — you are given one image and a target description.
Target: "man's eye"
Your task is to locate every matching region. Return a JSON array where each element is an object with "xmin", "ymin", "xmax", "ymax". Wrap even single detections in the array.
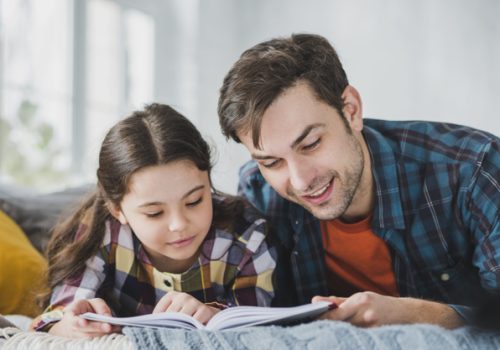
[
  {"xmin": 187, "ymin": 197, "xmax": 203, "ymax": 207},
  {"xmin": 261, "ymin": 159, "xmax": 280, "ymax": 169},
  {"xmin": 145, "ymin": 211, "xmax": 163, "ymax": 218},
  {"xmin": 303, "ymin": 138, "xmax": 320, "ymax": 151}
]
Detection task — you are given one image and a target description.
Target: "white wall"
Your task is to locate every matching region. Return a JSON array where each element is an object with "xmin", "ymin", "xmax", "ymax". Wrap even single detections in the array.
[
  {"xmin": 164, "ymin": 0, "xmax": 500, "ymax": 194},
  {"xmin": 4, "ymin": 0, "xmax": 498, "ymax": 193}
]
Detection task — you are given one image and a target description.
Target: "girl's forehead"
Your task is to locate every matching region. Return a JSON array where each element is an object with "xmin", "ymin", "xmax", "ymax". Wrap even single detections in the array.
[{"xmin": 125, "ymin": 161, "xmax": 209, "ymax": 202}]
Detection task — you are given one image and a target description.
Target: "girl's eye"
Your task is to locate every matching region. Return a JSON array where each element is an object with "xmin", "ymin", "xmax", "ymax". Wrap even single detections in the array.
[
  {"xmin": 186, "ymin": 197, "xmax": 203, "ymax": 207},
  {"xmin": 145, "ymin": 211, "xmax": 163, "ymax": 218},
  {"xmin": 303, "ymin": 138, "xmax": 320, "ymax": 151}
]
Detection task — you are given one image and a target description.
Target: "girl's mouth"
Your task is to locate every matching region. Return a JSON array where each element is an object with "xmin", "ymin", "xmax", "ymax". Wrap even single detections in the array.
[{"xmin": 167, "ymin": 236, "xmax": 195, "ymax": 248}]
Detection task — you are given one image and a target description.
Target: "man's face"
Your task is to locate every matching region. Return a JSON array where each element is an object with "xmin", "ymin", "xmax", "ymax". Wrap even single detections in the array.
[{"xmin": 238, "ymin": 82, "xmax": 369, "ymax": 221}]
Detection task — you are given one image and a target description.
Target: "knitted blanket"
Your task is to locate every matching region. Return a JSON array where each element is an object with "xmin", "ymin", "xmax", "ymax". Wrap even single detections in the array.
[{"xmin": 123, "ymin": 320, "xmax": 500, "ymax": 350}]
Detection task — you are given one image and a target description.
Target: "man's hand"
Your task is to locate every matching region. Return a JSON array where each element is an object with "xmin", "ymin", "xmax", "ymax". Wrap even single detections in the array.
[
  {"xmin": 49, "ymin": 298, "xmax": 121, "ymax": 338},
  {"xmin": 312, "ymin": 291, "xmax": 464, "ymax": 329},
  {"xmin": 153, "ymin": 291, "xmax": 220, "ymax": 325}
]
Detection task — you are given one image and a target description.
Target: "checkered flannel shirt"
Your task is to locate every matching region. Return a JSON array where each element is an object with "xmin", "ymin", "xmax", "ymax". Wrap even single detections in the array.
[
  {"xmin": 238, "ymin": 119, "xmax": 499, "ymax": 322},
  {"xmin": 33, "ymin": 197, "xmax": 276, "ymax": 330}
]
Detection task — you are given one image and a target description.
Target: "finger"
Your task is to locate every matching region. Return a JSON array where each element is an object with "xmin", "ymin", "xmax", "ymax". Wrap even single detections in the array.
[
  {"xmin": 75, "ymin": 317, "xmax": 113, "ymax": 333},
  {"xmin": 165, "ymin": 301, "xmax": 183, "ymax": 313},
  {"xmin": 312, "ymin": 295, "xmax": 346, "ymax": 305},
  {"xmin": 312, "ymin": 295, "xmax": 332, "ymax": 303},
  {"xmin": 80, "ymin": 323, "xmax": 122, "ymax": 336},
  {"xmin": 76, "ymin": 317, "xmax": 89, "ymax": 328},
  {"xmin": 65, "ymin": 299, "xmax": 93, "ymax": 315},
  {"xmin": 88, "ymin": 298, "xmax": 113, "ymax": 316},
  {"xmin": 179, "ymin": 301, "xmax": 199, "ymax": 316},
  {"xmin": 153, "ymin": 295, "xmax": 174, "ymax": 314},
  {"xmin": 319, "ymin": 298, "xmax": 359, "ymax": 321},
  {"xmin": 192, "ymin": 307, "xmax": 215, "ymax": 325}
]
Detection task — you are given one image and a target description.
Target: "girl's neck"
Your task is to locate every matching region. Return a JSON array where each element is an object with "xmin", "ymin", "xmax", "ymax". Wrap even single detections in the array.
[{"xmin": 147, "ymin": 246, "xmax": 201, "ymax": 274}]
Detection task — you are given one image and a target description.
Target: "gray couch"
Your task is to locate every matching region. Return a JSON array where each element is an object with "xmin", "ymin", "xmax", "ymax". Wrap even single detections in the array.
[{"xmin": 0, "ymin": 183, "xmax": 92, "ymax": 253}]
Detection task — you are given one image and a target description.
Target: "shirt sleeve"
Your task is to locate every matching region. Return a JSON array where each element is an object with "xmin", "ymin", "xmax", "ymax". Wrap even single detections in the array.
[
  {"xmin": 465, "ymin": 139, "xmax": 500, "ymax": 292},
  {"xmin": 456, "ymin": 138, "xmax": 500, "ymax": 324},
  {"xmin": 230, "ymin": 218, "xmax": 277, "ymax": 307},
  {"xmin": 31, "ymin": 221, "xmax": 112, "ymax": 331}
]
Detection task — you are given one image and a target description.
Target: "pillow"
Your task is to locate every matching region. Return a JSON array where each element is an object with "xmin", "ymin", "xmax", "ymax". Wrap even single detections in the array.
[
  {"xmin": 0, "ymin": 210, "xmax": 47, "ymax": 317},
  {"xmin": 0, "ymin": 183, "xmax": 92, "ymax": 253}
]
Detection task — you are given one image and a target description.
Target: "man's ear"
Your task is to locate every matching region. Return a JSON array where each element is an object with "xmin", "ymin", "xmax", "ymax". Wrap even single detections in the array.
[
  {"xmin": 107, "ymin": 203, "xmax": 128, "ymax": 225},
  {"xmin": 341, "ymin": 85, "xmax": 363, "ymax": 132}
]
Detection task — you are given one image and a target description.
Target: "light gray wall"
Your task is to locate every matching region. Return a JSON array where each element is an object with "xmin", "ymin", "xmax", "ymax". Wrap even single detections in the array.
[{"xmin": 153, "ymin": 0, "xmax": 500, "ymax": 194}]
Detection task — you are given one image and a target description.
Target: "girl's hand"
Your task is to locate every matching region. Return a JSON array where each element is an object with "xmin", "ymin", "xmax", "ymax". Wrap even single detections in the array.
[
  {"xmin": 153, "ymin": 291, "xmax": 220, "ymax": 324},
  {"xmin": 48, "ymin": 298, "xmax": 121, "ymax": 338}
]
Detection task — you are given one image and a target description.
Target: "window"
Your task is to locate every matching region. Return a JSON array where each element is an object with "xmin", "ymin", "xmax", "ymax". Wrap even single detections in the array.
[
  {"xmin": 0, "ymin": 0, "xmax": 154, "ymax": 191},
  {"xmin": 0, "ymin": 0, "xmax": 72, "ymax": 189}
]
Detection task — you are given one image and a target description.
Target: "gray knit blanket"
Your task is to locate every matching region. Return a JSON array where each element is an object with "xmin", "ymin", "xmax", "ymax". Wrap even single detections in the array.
[{"xmin": 123, "ymin": 320, "xmax": 500, "ymax": 350}]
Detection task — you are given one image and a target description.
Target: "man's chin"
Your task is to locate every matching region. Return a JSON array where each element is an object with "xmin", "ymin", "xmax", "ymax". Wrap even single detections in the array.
[
  {"xmin": 307, "ymin": 207, "xmax": 343, "ymax": 221},
  {"xmin": 291, "ymin": 197, "xmax": 344, "ymax": 221}
]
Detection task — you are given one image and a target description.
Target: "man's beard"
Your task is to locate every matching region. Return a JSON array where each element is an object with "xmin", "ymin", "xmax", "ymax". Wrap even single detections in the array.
[{"xmin": 286, "ymin": 136, "xmax": 364, "ymax": 221}]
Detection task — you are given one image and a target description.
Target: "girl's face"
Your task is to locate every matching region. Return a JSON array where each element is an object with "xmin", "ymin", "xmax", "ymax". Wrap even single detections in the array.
[{"xmin": 113, "ymin": 160, "xmax": 213, "ymax": 273}]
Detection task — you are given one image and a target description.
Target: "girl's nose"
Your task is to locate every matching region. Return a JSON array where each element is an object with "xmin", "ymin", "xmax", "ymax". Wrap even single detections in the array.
[{"xmin": 168, "ymin": 212, "xmax": 188, "ymax": 232}]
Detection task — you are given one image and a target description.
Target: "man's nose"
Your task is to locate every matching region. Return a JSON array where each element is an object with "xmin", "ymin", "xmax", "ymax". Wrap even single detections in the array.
[{"xmin": 288, "ymin": 161, "xmax": 315, "ymax": 193}]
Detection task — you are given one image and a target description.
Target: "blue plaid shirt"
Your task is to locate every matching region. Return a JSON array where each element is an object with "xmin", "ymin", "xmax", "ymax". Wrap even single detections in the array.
[{"xmin": 238, "ymin": 119, "xmax": 500, "ymax": 322}]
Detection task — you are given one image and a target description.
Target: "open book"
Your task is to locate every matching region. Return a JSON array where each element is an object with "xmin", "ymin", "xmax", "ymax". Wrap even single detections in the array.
[{"xmin": 81, "ymin": 301, "xmax": 335, "ymax": 331}]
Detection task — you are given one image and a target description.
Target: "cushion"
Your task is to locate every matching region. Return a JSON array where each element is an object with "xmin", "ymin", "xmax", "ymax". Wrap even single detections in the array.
[
  {"xmin": 0, "ymin": 183, "xmax": 91, "ymax": 252},
  {"xmin": 0, "ymin": 210, "xmax": 47, "ymax": 317}
]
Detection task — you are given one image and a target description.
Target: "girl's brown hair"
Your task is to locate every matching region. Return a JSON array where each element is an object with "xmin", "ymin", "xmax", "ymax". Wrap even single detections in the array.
[{"xmin": 41, "ymin": 103, "xmax": 243, "ymax": 306}]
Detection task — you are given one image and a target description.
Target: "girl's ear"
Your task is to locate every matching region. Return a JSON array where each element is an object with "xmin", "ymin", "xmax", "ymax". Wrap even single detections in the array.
[{"xmin": 107, "ymin": 203, "xmax": 128, "ymax": 225}]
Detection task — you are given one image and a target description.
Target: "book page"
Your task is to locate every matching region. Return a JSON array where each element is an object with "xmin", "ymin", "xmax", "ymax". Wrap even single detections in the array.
[
  {"xmin": 81, "ymin": 301, "xmax": 334, "ymax": 331},
  {"xmin": 82, "ymin": 311, "xmax": 205, "ymax": 330},
  {"xmin": 206, "ymin": 301, "xmax": 333, "ymax": 330}
]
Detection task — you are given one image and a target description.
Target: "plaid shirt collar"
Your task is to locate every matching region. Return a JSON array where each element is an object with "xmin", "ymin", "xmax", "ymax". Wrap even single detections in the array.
[
  {"xmin": 363, "ymin": 125, "xmax": 406, "ymax": 232},
  {"xmin": 287, "ymin": 125, "xmax": 407, "ymax": 235}
]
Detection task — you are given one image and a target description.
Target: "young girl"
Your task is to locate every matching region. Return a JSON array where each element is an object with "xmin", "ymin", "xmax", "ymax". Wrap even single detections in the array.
[{"xmin": 31, "ymin": 104, "xmax": 276, "ymax": 338}]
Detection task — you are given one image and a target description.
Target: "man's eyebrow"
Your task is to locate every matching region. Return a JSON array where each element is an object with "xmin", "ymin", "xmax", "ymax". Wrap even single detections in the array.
[
  {"xmin": 290, "ymin": 123, "xmax": 325, "ymax": 149},
  {"xmin": 138, "ymin": 185, "xmax": 205, "ymax": 207},
  {"xmin": 251, "ymin": 154, "xmax": 276, "ymax": 160},
  {"xmin": 250, "ymin": 123, "xmax": 325, "ymax": 160}
]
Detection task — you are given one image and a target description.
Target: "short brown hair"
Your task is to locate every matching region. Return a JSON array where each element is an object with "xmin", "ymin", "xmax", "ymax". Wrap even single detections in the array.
[{"xmin": 218, "ymin": 33, "xmax": 349, "ymax": 147}]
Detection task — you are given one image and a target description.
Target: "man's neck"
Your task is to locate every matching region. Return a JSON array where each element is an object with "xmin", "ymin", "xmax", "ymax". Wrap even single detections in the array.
[{"xmin": 340, "ymin": 134, "xmax": 374, "ymax": 223}]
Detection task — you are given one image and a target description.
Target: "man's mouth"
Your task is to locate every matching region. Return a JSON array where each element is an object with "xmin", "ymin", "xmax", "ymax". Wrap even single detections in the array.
[{"xmin": 301, "ymin": 178, "xmax": 334, "ymax": 205}]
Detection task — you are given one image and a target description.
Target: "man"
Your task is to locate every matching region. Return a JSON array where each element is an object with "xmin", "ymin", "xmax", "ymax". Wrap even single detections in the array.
[{"xmin": 217, "ymin": 33, "xmax": 499, "ymax": 329}]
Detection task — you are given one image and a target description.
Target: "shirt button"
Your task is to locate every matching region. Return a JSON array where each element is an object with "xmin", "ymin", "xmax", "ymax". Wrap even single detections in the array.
[
  {"xmin": 293, "ymin": 251, "xmax": 299, "ymax": 256},
  {"xmin": 295, "ymin": 220, "xmax": 299, "ymax": 225},
  {"xmin": 164, "ymin": 279, "xmax": 172, "ymax": 287},
  {"xmin": 440, "ymin": 273, "xmax": 450, "ymax": 282}
]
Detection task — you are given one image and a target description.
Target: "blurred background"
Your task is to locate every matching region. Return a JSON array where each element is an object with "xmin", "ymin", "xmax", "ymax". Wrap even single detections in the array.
[{"xmin": 1, "ymin": 0, "xmax": 499, "ymax": 194}]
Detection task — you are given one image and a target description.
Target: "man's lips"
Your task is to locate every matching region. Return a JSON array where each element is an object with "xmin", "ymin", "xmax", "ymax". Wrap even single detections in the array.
[
  {"xmin": 167, "ymin": 236, "xmax": 195, "ymax": 248},
  {"xmin": 300, "ymin": 178, "xmax": 334, "ymax": 205}
]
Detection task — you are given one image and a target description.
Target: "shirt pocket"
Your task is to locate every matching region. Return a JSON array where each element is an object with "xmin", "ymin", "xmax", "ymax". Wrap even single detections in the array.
[{"xmin": 414, "ymin": 259, "xmax": 482, "ymax": 305}]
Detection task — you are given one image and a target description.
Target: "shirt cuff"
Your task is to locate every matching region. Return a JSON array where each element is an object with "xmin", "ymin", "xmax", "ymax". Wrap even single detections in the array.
[
  {"xmin": 448, "ymin": 303, "xmax": 475, "ymax": 324},
  {"xmin": 31, "ymin": 308, "xmax": 65, "ymax": 332}
]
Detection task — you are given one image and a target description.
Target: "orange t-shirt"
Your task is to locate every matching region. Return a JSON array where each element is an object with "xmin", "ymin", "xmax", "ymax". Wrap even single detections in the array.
[{"xmin": 321, "ymin": 216, "xmax": 399, "ymax": 297}]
